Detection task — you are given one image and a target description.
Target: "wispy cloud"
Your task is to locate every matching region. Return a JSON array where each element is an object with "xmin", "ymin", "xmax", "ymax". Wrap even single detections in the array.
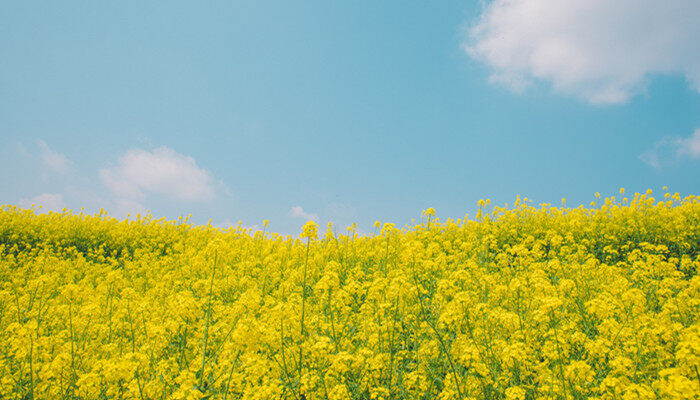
[
  {"xmin": 465, "ymin": 0, "xmax": 700, "ymax": 104},
  {"xmin": 19, "ymin": 193, "xmax": 64, "ymax": 212},
  {"xmin": 100, "ymin": 146, "xmax": 217, "ymax": 202},
  {"xmin": 640, "ymin": 128, "xmax": 700, "ymax": 169},
  {"xmin": 16, "ymin": 144, "xmax": 230, "ymax": 219},
  {"xmin": 677, "ymin": 128, "xmax": 700, "ymax": 158},
  {"xmin": 288, "ymin": 205, "xmax": 318, "ymax": 221},
  {"xmin": 110, "ymin": 198, "xmax": 146, "ymax": 217},
  {"xmin": 36, "ymin": 139, "xmax": 73, "ymax": 174}
]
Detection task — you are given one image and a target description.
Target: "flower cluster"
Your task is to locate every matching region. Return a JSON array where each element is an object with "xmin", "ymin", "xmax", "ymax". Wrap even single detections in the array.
[{"xmin": 0, "ymin": 189, "xmax": 698, "ymax": 399}]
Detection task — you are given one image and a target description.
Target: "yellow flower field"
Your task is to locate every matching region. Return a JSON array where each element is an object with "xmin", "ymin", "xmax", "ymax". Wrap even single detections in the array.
[{"xmin": 1, "ymin": 190, "xmax": 698, "ymax": 399}]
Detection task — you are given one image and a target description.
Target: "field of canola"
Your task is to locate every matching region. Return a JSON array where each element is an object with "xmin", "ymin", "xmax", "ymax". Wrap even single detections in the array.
[{"xmin": 0, "ymin": 190, "xmax": 699, "ymax": 400}]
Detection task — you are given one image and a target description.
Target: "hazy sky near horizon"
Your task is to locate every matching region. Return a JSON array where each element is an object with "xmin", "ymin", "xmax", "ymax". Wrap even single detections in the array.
[{"xmin": 2, "ymin": 1, "xmax": 699, "ymax": 235}]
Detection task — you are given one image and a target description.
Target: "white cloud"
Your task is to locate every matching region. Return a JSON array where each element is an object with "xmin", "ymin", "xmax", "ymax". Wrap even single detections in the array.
[
  {"xmin": 114, "ymin": 198, "xmax": 147, "ymax": 217},
  {"xmin": 100, "ymin": 146, "xmax": 216, "ymax": 202},
  {"xmin": 20, "ymin": 193, "xmax": 64, "ymax": 212},
  {"xmin": 677, "ymin": 128, "xmax": 700, "ymax": 158},
  {"xmin": 288, "ymin": 205, "xmax": 318, "ymax": 221},
  {"xmin": 36, "ymin": 139, "xmax": 72, "ymax": 174},
  {"xmin": 640, "ymin": 128, "xmax": 700, "ymax": 169},
  {"xmin": 465, "ymin": 0, "xmax": 700, "ymax": 104},
  {"xmin": 214, "ymin": 219, "xmax": 261, "ymax": 232}
]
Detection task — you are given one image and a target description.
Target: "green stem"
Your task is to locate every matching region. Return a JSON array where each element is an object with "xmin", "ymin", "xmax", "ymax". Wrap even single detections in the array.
[
  {"xmin": 299, "ymin": 237, "xmax": 310, "ymax": 373},
  {"xmin": 200, "ymin": 252, "xmax": 218, "ymax": 390},
  {"xmin": 29, "ymin": 335, "xmax": 34, "ymax": 400}
]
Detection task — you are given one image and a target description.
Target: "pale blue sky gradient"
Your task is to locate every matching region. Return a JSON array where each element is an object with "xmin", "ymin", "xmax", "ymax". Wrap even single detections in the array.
[{"xmin": 1, "ymin": 1, "xmax": 699, "ymax": 234}]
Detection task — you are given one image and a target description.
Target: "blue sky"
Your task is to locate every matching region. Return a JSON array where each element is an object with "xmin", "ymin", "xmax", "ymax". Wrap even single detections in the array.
[{"xmin": 1, "ymin": 1, "xmax": 699, "ymax": 235}]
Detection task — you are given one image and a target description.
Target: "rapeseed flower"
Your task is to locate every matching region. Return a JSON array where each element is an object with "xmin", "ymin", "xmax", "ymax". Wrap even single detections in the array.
[{"xmin": 0, "ymin": 190, "xmax": 697, "ymax": 399}]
